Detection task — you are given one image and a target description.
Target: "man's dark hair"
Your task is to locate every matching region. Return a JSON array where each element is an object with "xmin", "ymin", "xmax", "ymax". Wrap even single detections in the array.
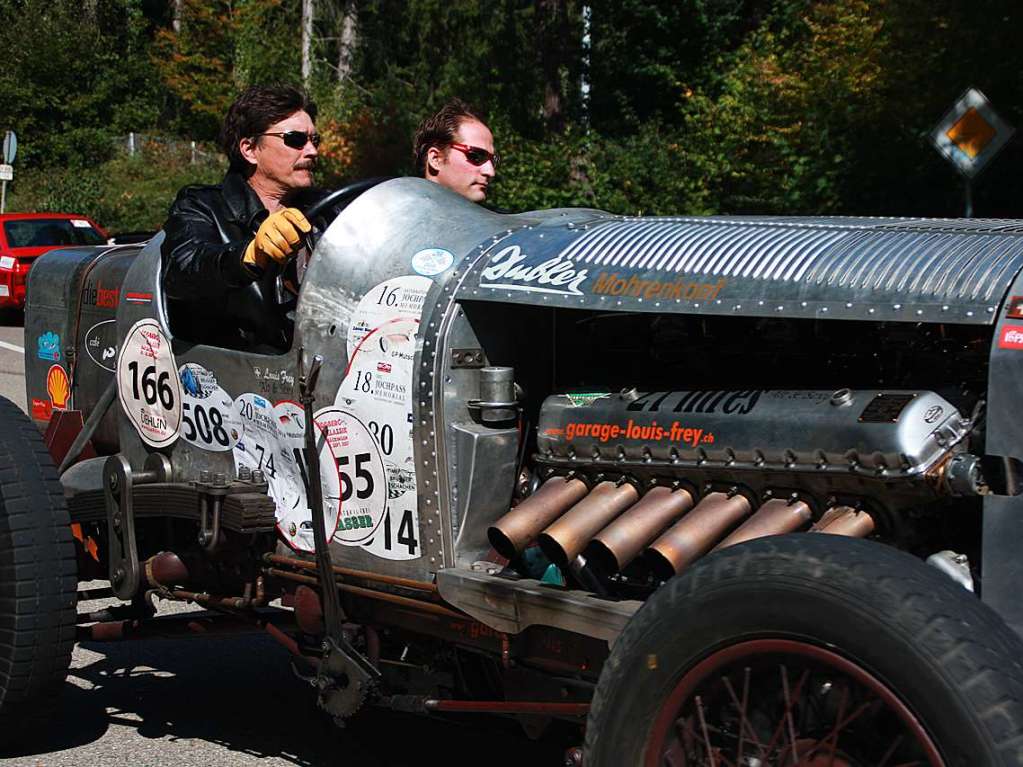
[
  {"xmin": 412, "ymin": 98, "xmax": 486, "ymax": 177},
  {"xmin": 220, "ymin": 84, "xmax": 317, "ymax": 175}
]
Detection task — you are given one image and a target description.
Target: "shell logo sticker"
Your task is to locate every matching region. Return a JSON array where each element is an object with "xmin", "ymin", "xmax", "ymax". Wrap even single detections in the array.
[{"xmin": 47, "ymin": 364, "xmax": 70, "ymax": 409}]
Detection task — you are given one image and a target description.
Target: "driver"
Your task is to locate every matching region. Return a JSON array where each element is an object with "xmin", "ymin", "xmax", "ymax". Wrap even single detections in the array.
[
  {"xmin": 161, "ymin": 84, "xmax": 323, "ymax": 350},
  {"xmin": 413, "ymin": 99, "xmax": 498, "ymax": 203}
]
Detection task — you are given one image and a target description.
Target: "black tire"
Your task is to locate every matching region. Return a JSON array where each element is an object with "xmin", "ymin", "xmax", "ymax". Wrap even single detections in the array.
[
  {"xmin": 585, "ymin": 534, "xmax": 1023, "ymax": 767},
  {"xmin": 0, "ymin": 396, "xmax": 77, "ymax": 747}
]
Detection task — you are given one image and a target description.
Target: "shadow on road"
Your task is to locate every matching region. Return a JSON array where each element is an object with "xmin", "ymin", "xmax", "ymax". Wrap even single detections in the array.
[
  {"xmin": 0, "ymin": 632, "xmax": 573, "ymax": 766},
  {"xmin": 0, "ymin": 308, "xmax": 23, "ymax": 328}
]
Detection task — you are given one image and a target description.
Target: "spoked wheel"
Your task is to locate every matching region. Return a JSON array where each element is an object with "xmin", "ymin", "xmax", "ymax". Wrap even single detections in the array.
[
  {"xmin": 649, "ymin": 639, "xmax": 943, "ymax": 767},
  {"xmin": 584, "ymin": 535, "xmax": 1023, "ymax": 767}
]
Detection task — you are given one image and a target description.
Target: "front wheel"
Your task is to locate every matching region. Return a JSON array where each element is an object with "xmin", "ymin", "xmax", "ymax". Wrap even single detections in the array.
[
  {"xmin": 0, "ymin": 396, "xmax": 77, "ymax": 747},
  {"xmin": 584, "ymin": 535, "xmax": 1023, "ymax": 767}
]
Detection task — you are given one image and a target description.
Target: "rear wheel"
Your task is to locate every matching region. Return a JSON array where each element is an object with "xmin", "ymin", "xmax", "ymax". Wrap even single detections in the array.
[
  {"xmin": 584, "ymin": 535, "xmax": 1023, "ymax": 767},
  {"xmin": 0, "ymin": 396, "xmax": 77, "ymax": 747}
]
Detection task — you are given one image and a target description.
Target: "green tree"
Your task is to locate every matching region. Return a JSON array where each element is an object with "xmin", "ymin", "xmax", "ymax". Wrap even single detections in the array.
[{"xmin": 0, "ymin": 0, "xmax": 162, "ymax": 168}]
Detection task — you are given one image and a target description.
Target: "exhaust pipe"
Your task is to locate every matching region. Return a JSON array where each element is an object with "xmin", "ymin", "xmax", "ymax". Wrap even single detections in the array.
[
  {"xmin": 585, "ymin": 486, "xmax": 694, "ymax": 573},
  {"xmin": 644, "ymin": 492, "xmax": 752, "ymax": 580},
  {"xmin": 811, "ymin": 505, "xmax": 875, "ymax": 537},
  {"xmin": 488, "ymin": 476, "xmax": 588, "ymax": 560},
  {"xmin": 538, "ymin": 481, "xmax": 640, "ymax": 567},
  {"xmin": 714, "ymin": 498, "xmax": 812, "ymax": 551}
]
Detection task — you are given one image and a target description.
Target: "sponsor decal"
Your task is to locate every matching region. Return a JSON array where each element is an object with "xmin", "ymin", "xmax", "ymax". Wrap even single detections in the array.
[
  {"xmin": 37, "ymin": 331, "xmax": 60, "ymax": 362},
  {"xmin": 251, "ymin": 365, "xmax": 296, "ymax": 396},
  {"xmin": 411, "ymin": 247, "xmax": 454, "ymax": 277},
  {"xmin": 82, "ymin": 280, "xmax": 120, "ymax": 308},
  {"xmin": 31, "ymin": 397, "xmax": 52, "ymax": 421},
  {"xmin": 1007, "ymin": 296, "xmax": 1023, "ymax": 319},
  {"xmin": 560, "ymin": 419, "xmax": 715, "ymax": 448},
  {"xmin": 999, "ymin": 325, "xmax": 1023, "ymax": 350},
  {"xmin": 593, "ymin": 272, "xmax": 727, "ymax": 302},
  {"xmin": 0, "ymin": 256, "xmax": 14, "ymax": 270},
  {"xmin": 46, "ymin": 364, "xmax": 70, "ymax": 409},
  {"xmin": 234, "ymin": 396, "xmax": 342, "ymax": 553},
  {"xmin": 626, "ymin": 389, "xmax": 763, "ymax": 415},
  {"xmin": 566, "ymin": 392, "xmax": 610, "ymax": 407},
  {"xmin": 335, "ymin": 275, "xmax": 430, "ymax": 561},
  {"xmin": 125, "ymin": 291, "xmax": 153, "ymax": 305},
  {"xmin": 0, "ymin": 285, "xmax": 8, "ymax": 297},
  {"xmin": 84, "ymin": 319, "xmax": 117, "ymax": 372},
  {"xmin": 479, "ymin": 244, "xmax": 589, "ymax": 296},
  {"xmin": 71, "ymin": 219, "xmax": 91, "ymax": 228}
]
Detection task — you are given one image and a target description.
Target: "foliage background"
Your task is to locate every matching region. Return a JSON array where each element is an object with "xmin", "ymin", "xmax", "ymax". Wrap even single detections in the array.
[{"xmin": 1, "ymin": 0, "xmax": 1021, "ymax": 231}]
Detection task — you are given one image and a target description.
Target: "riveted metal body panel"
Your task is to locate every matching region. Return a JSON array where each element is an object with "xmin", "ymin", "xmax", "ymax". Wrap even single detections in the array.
[
  {"xmin": 459, "ymin": 215, "xmax": 1023, "ymax": 324},
  {"xmin": 982, "ymin": 264, "xmax": 1023, "ymax": 636},
  {"xmin": 25, "ymin": 244, "xmax": 141, "ymax": 443}
]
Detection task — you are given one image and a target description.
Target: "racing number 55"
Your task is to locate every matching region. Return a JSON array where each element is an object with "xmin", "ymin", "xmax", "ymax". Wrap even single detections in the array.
[{"xmin": 338, "ymin": 452, "xmax": 374, "ymax": 501}]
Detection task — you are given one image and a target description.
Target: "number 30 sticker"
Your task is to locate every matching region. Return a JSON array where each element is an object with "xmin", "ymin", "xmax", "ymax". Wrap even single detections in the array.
[{"xmin": 117, "ymin": 319, "xmax": 182, "ymax": 447}]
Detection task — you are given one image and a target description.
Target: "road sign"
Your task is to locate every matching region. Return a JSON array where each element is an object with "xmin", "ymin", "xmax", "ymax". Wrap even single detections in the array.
[
  {"xmin": 931, "ymin": 87, "xmax": 1014, "ymax": 179},
  {"xmin": 2, "ymin": 132, "xmax": 15, "ymax": 165},
  {"xmin": 0, "ymin": 165, "xmax": 11, "ymax": 182}
]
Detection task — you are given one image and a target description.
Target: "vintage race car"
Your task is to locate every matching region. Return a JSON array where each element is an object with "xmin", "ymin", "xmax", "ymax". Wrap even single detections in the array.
[{"xmin": 5, "ymin": 177, "xmax": 1023, "ymax": 764}]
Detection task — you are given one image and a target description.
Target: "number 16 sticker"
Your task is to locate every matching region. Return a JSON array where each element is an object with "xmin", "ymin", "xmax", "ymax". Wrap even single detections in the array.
[{"xmin": 117, "ymin": 319, "xmax": 182, "ymax": 447}]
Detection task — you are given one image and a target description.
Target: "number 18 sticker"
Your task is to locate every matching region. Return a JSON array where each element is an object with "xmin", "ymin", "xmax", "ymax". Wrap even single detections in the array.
[{"xmin": 117, "ymin": 319, "xmax": 182, "ymax": 447}]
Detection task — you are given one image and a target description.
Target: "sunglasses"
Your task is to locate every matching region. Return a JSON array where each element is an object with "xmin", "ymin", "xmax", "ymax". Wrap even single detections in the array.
[
  {"xmin": 449, "ymin": 142, "xmax": 499, "ymax": 168},
  {"xmin": 261, "ymin": 130, "xmax": 321, "ymax": 149}
]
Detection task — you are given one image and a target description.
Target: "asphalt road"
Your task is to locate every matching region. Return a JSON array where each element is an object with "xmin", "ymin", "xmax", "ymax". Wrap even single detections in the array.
[
  {"xmin": 0, "ymin": 312, "xmax": 573, "ymax": 767},
  {"xmin": 0, "ymin": 316, "xmax": 26, "ymax": 412}
]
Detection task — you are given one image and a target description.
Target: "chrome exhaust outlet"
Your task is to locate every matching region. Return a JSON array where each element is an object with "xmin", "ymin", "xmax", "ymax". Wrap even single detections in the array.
[
  {"xmin": 585, "ymin": 486, "xmax": 694, "ymax": 573},
  {"xmin": 487, "ymin": 476, "xmax": 589, "ymax": 560},
  {"xmin": 714, "ymin": 498, "xmax": 812, "ymax": 551},
  {"xmin": 538, "ymin": 481, "xmax": 640, "ymax": 567},
  {"xmin": 644, "ymin": 492, "xmax": 752, "ymax": 580},
  {"xmin": 811, "ymin": 505, "xmax": 875, "ymax": 537}
]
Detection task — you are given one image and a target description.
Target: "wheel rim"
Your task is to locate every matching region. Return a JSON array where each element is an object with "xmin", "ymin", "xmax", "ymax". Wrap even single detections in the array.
[{"xmin": 644, "ymin": 639, "xmax": 945, "ymax": 767}]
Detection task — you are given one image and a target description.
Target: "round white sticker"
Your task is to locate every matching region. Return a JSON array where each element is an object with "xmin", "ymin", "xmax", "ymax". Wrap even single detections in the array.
[
  {"xmin": 315, "ymin": 407, "xmax": 387, "ymax": 545},
  {"xmin": 334, "ymin": 275, "xmax": 429, "ymax": 561},
  {"xmin": 178, "ymin": 363, "xmax": 241, "ymax": 452},
  {"xmin": 233, "ymin": 395, "xmax": 341, "ymax": 553},
  {"xmin": 117, "ymin": 319, "xmax": 182, "ymax": 447},
  {"xmin": 346, "ymin": 275, "xmax": 432, "ymax": 360},
  {"xmin": 411, "ymin": 247, "xmax": 454, "ymax": 277}
]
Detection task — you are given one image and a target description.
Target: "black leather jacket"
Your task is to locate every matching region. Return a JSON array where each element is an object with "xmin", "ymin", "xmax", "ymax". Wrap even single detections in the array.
[{"xmin": 161, "ymin": 170, "xmax": 325, "ymax": 351}]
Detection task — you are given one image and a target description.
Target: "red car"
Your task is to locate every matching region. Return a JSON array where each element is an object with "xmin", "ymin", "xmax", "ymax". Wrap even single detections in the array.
[{"xmin": 0, "ymin": 212, "xmax": 107, "ymax": 309}]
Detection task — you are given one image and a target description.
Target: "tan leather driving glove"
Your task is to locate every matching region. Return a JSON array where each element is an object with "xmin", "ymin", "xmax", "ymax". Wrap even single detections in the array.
[{"xmin": 242, "ymin": 208, "xmax": 311, "ymax": 271}]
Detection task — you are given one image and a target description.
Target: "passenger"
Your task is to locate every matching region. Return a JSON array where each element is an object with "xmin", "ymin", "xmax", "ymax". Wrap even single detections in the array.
[
  {"xmin": 413, "ymin": 98, "xmax": 498, "ymax": 203},
  {"xmin": 161, "ymin": 84, "xmax": 323, "ymax": 350}
]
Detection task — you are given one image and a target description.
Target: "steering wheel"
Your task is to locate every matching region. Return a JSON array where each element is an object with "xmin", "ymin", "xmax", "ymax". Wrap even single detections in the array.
[
  {"xmin": 277, "ymin": 176, "xmax": 393, "ymax": 299},
  {"xmin": 302, "ymin": 176, "xmax": 393, "ymax": 240}
]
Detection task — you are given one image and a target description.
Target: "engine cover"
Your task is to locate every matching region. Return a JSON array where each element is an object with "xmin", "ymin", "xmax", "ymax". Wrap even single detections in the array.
[{"xmin": 537, "ymin": 389, "xmax": 967, "ymax": 480}]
